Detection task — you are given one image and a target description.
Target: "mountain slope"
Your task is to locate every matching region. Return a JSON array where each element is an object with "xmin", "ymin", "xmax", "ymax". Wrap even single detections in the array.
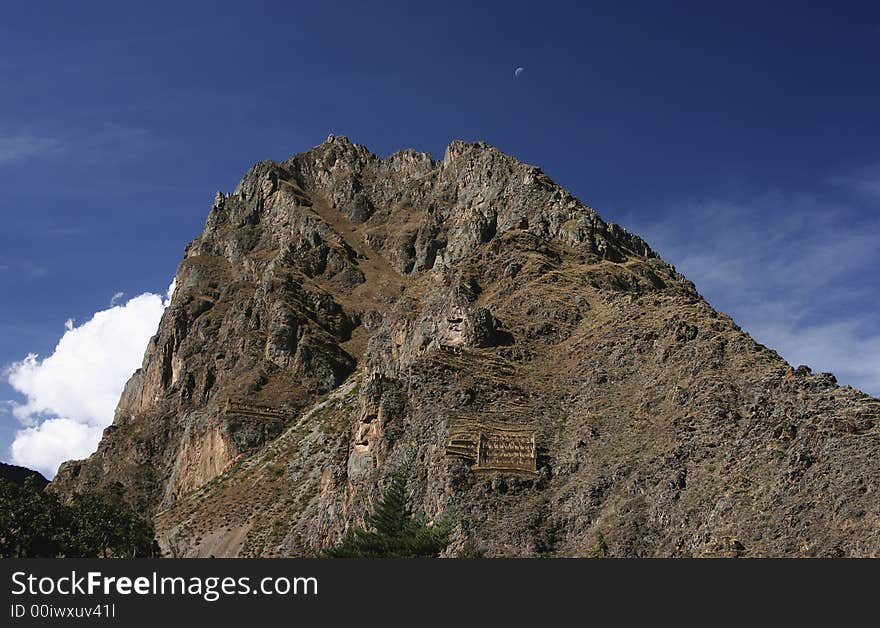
[
  {"xmin": 0, "ymin": 462, "xmax": 48, "ymax": 489},
  {"xmin": 53, "ymin": 136, "xmax": 880, "ymax": 557}
]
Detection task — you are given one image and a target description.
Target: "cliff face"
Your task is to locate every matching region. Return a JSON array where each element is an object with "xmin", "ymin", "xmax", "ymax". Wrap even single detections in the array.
[{"xmin": 53, "ymin": 136, "xmax": 880, "ymax": 557}]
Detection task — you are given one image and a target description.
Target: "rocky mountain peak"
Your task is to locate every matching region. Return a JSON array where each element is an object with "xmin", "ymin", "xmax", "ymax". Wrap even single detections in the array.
[{"xmin": 52, "ymin": 137, "xmax": 880, "ymax": 558}]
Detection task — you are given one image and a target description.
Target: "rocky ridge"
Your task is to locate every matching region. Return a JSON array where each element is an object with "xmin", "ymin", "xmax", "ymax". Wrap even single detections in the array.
[{"xmin": 53, "ymin": 136, "xmax": 880, "ymax": 557}]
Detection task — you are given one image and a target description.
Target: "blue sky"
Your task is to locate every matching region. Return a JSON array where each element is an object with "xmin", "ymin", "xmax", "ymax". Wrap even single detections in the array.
[{"xmin": 1, "ymin": 1, "xmax": 878, "ymax": 474}]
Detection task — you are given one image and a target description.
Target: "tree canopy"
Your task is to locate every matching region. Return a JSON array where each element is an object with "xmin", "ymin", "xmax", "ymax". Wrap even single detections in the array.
[{"xmin": 0, "ymin": 478, "xmax": 158, "ymax": 558}]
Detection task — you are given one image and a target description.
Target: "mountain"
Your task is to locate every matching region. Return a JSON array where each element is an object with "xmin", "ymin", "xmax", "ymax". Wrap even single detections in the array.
[
  {"xmin": 1, "ymin": 462, "xmax": 48, "ymax": 489},
  {"xmin": 52, "ymin": 136, "xmax": 880, "ymax": 557}
]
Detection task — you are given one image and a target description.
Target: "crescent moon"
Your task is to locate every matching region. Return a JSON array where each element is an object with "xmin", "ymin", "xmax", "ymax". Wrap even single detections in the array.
[{"xmin": 515, "ymin": 67, "xmax": 524, "ymax": 77}]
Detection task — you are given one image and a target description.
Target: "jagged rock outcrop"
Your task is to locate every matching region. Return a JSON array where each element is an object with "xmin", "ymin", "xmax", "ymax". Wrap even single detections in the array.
[{"xmin": 53, "ymin": 136, "xmax": 880, "ymax": 557}]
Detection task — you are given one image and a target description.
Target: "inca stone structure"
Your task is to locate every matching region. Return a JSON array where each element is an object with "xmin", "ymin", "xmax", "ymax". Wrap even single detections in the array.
[
  {"xmin": 53, "ymin": 136, "xmax": 880, "ymax": 557},
  {"xmin": 446, "ymin": 419, "xmax": 537, "ymax": 474},
  {"xmin": 223, "ymin": 400, "xmax": 286, "ymax": 420},
  {"xmin": 476, "ymin": 432, "xmax": 536, "ymax": 473}
]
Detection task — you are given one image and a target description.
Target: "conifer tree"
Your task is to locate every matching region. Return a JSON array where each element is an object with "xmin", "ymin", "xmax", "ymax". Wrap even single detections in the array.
[{"xmin": 324, "ymin": 468, "xmax": 452, "ymax": 557}]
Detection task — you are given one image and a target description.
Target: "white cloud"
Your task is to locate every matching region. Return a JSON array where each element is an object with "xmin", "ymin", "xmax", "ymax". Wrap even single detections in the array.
[
  {"xmin": 0, "ymin": 260, "xmax": 47, "ymax": 279},
  {"xmin": 627, "ymin": 193, "xmax": 880, "ymax": 397},
  {"xmin": 746, "ymin": 319, "xmax": 880, "ymax": 395},
  {"xmin": 857, "ymin": 179, "xmax": 880, "ymax": 198},
  {"xmin": 10, "ymin": 419, "xmax": 105, "ymax": 477},
  {"xmin": 0, "ymin": 134, "xmax": 61, "ymax": 165},
  {"xmin": 110, "ymin": 291, "xmax": 124, "ymax": 306},
  {"xmin": 5, "ymin": 283, "xmax": 173, "ymax": 477},
  {"xmin": 834, "ymin": 163, "xmax": 880, "ymax": 200}
]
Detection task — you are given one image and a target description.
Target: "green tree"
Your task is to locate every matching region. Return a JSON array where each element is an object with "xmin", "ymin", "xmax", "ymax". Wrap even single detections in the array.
[
  {"xmin": 0, "ymin": 479, "xmax": 157, "ymax": 558},
  {"xmin": 0, "ymin": 477, "xmax": 69, "ymax": 558},
  {"xmin": 68, "ymin": 492, "xmax": 158, "ymax": 558},
  {"xmin": 587, "ymin": 531, "xmax": 609, "ymax": 558},
  {"xmin": 324, "ymin": 469, "xmax": 453, "ymax": 557}
]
